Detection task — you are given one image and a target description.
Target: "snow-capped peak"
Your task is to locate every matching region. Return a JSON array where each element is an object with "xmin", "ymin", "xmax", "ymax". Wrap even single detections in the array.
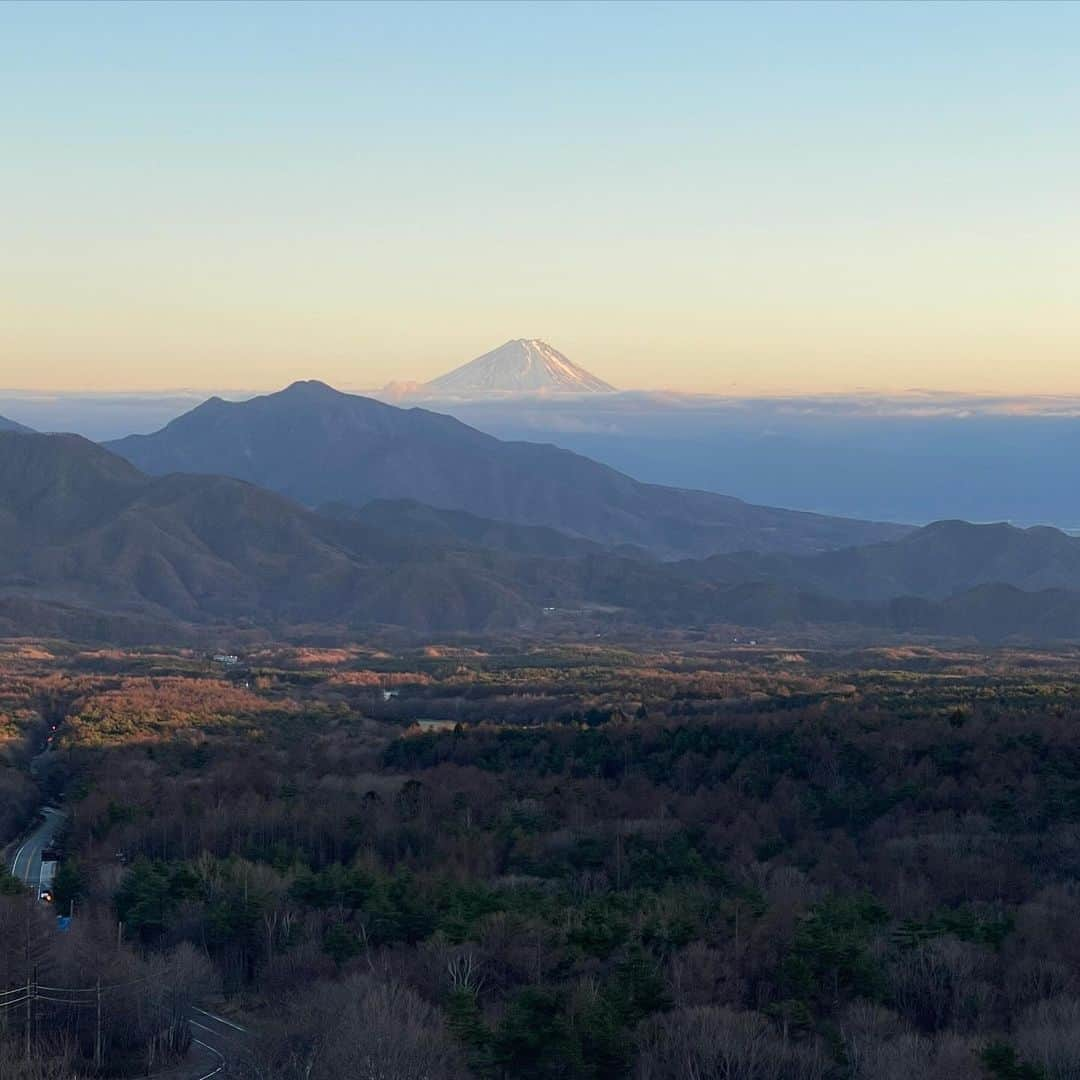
[{"xmin": 425, "ymin": 340, "xmax": 616, "ymax": 394}]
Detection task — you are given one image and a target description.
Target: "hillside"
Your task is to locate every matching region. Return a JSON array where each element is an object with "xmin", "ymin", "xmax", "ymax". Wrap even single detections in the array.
[
  {"xmin": 0, "ymin": 414, "xmax": 33, "ymax": 433},
  {"xmin": 693, "ymin": 519, "xmax": 1080, "ymax": 601},
  {"xmin": 106, "ymin": 380, "xmax": 906, "ymax": 559},
  {"xmin": 0, "ymin": 432, "xmax": 753, "ymax": 640},
  {"xmin": 6, "ymin": 433, "xmax": 1080, "ymax": 643},
  {"xmin": 329, "ymin": 499, "xmax": 612, "ymax": 558},
  {"xmin": 681, "ymin": 519, "xmax": 1080, "ymax": 640},
  {"xmin": 0, "ymin": 433, "xmax": 546, "ymax": 637}
]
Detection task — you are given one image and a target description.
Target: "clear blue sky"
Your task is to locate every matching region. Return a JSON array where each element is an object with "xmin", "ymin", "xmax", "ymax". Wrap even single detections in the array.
[{"xmin": 3, "ymin": 0, "xmax": 1078, "ymax": 392}]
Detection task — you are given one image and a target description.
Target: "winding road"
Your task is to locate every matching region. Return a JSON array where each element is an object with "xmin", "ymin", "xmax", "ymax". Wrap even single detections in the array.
[
  {"xmin": 6, "ymin": 808, "xmax": 247, "ymax": 1077},
  {"xmin": 187, "ymin": 1006, "xmax": 249, "ymax": 1078},
  {"xmin": 8, "ymin": 805, "xmax": 65, "ymax": 897}
]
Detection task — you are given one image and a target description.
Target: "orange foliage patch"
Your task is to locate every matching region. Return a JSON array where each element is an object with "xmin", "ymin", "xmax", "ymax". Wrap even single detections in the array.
[
  {"xmin": 61, "ymin": 677, "xmax": 296, "ymax": 747},
  {"xmin": 328, "ymin": 670, "xmax": 432, "ymax": 688},
  {"xmin": 290, "ymin": 648, "xmax": 358, "ymax": 667}
]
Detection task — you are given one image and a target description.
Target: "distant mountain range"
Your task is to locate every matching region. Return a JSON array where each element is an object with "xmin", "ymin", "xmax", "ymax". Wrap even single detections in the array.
[
  {"xmin": 424, "ymin": 339, "xmax": 616, "ymax": 394},
  {"xmin": 0, "ymin": 431, "xmax": 860, "ymax": 640},
  {"xmin": 107, "ymin": 380, "xmax": 903, "ymax": 560},
  {"xmin": 0, "ymin": 431, "xmax": 542, "ymax": 639},
  {"xmin": 694, "ymin": 519, "xmax": 1080, "ymax": 602},
  {"xmin": 333, "ymin": 499, "xmax": 607, "ymax": 559},
  {"xmin": 0, "ymin": 415, "xmax": 33, "ymax": 433},
  {"xmin": 4, "ymin": 430, "xmax": 1080, "ymax": 642},
  {"xmin": 679, "ymin": 520, "xmax": 1080, "ymax": 640}
]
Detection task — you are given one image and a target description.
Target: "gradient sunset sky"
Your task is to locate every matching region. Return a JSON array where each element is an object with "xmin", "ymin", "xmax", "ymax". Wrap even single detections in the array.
[{"xmin": 3, "ymin": 0, "xmax": 1078, "ymax": 394}]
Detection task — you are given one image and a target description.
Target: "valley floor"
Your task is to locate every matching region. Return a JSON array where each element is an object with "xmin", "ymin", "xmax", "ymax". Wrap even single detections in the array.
[{"xmin": 3, "ymin": 635, "xmax": 1080, "ymax": 1078}]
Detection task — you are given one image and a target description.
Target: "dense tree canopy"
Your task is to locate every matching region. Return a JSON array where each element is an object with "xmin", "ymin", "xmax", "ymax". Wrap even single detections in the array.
[{"xmin": 4, "ymin": 639, "xmax": 1080, "ymax": 1077}]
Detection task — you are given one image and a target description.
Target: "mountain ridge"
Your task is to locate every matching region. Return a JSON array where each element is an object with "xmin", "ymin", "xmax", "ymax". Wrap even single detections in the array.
[
  {"xmin": 0, "ymin": 431, "xmax": 536, "ymax": 637},
  {"xmin": 5, "ymin": 432, "xmax": 1080, "ymax": 643},
  {"xmin": 691, "ymin": 519, "xmax": 1080, "ymax": 602},
  {"xmin": 106, "ymin": 380, "xmax": 907, "ymax": 560},
  {"xmin": 0, "ymin": 414, "xmax": 34, "ymax": 434}
]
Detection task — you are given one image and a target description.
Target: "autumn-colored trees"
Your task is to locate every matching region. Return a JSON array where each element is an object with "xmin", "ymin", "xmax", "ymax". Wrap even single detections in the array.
[{"xmin": 9, "ymin": 641, "xmax": 1080, "ymax": 1076}]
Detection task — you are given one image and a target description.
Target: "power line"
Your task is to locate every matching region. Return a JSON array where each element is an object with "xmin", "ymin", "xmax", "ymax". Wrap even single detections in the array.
[
  {"xmin": 1, "ymin": 964, "xmax": 181, "ymax": 1020},
  {"xmin": 29, "ymin": 967, "xmax": 175, "ymax": 996}
]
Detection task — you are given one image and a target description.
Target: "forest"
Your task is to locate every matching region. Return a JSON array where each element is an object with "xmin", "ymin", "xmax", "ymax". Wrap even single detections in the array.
[{"xmin": 3, "ymin": 636, "xmax": 1080, "ymax": 1078}]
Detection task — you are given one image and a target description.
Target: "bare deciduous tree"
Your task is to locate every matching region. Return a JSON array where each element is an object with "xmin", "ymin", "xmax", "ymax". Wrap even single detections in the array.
[
  {"xmin": 239, "ymin": 971, "xmax": 468, "ymax": 1080},
  {"xmin": 636, "ymin": 1004, "xmax": 824, "ymax": 1080}
]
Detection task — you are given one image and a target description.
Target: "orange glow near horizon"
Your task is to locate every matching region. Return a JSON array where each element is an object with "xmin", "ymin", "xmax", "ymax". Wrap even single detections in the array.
[{"xmin": 4, "ymin": 2, "xmax": 1079, "ymax": 397}]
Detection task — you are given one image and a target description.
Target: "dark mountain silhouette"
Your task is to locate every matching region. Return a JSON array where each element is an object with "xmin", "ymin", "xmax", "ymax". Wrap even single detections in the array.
[
  {"xmin": 106, "ymin": 381, "xmax": 907, "ymax": 559},
  {"xmin": 884, "ymin": 584, "xmax": 1080, "ymax": 640},
  {"xmin": 0, "ymin": 432, "xmax": 742, "ymax": 640},
  {"xmin": 326, "ymin": 499, "xmax": 612, "ymax": 558},
  {"xmin": 813, "ymin": 520, "xmax": 1080, "ymax": 601},
  {"xmin": 0, "ymin": 414, "xmax": 33, "ymax": 433},
  {"xmin": 681, "ymin": 519, "xmax": 1080, "ymax": 641},
  {"xmin": 693, "ymin": 519, "xmax": 1080, "ymax": 601},
  {"xmin": 5, "ymin": 432, "xmax": 1080, "ymax": 644},
  {"xmin": 0, "ymin": 432, "xmax": 543, "ymax": 637}
]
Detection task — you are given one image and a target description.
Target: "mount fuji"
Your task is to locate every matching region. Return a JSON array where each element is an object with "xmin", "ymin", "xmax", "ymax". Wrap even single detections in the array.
[{"xmin": 425, "ymin": 339, "xmax": 616, "ymax": 394}]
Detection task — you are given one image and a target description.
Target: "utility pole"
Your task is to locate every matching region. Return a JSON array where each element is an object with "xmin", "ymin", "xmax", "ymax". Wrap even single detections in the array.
[
  {"xmin": 23, "ymin": 972, "xmax": 31, "ymax": 1061},
  {"xmin": 95, "ymin": 977, "xmax": 103, "ymax": 1069}
]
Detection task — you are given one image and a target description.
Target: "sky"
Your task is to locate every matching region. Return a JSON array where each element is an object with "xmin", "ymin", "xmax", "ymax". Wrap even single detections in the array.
[{"xmin": 2, "ymin": 0, "xmax": 1079, "ymax": 395}]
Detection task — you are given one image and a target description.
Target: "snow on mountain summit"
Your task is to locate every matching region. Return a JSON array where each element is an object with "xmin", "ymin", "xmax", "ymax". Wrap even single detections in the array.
[{"xmin": 425, "ymin": 340, "xmax": 616, "ymax": 394}]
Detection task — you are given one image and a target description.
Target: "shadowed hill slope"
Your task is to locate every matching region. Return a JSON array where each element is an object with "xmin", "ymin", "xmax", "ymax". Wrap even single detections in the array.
[
  {"xmin": 325, "ymin": 499, "xmax": 612, "ymax": 558},
  {"xmin": 106, "ymin": 381, "xmax": 908, "ymax": 559},
  {"xmin": 7, "ymin": 433, "xmax": 1080, "ymax": 643},
  {"xmin": 0, "ymin": 414, "xmax": 34, "ymax": 434},
  {"xmin": 0, "ymin": 433, "xmax": 542, "ymax": 636},
  {"xmin": 693, "ymin": 520, "xmax": 1080, "ymax": 602}
]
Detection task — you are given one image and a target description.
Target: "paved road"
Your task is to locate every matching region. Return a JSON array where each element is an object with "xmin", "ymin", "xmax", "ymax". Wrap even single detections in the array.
[
  {"xmin": 187, "ymin": 1006, "xmax": 249, "ymax": 1078},
  {"xmin": 6, "ymin": 808, "xmax": 248, "ymax": 1077},
  {"xmin": 8, "ymin": 805, "xmax": 65, "ymax": 895},
  {"xmin": 156, "ymin": 1006, "xmax": 248, "ymax": 1080}
]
